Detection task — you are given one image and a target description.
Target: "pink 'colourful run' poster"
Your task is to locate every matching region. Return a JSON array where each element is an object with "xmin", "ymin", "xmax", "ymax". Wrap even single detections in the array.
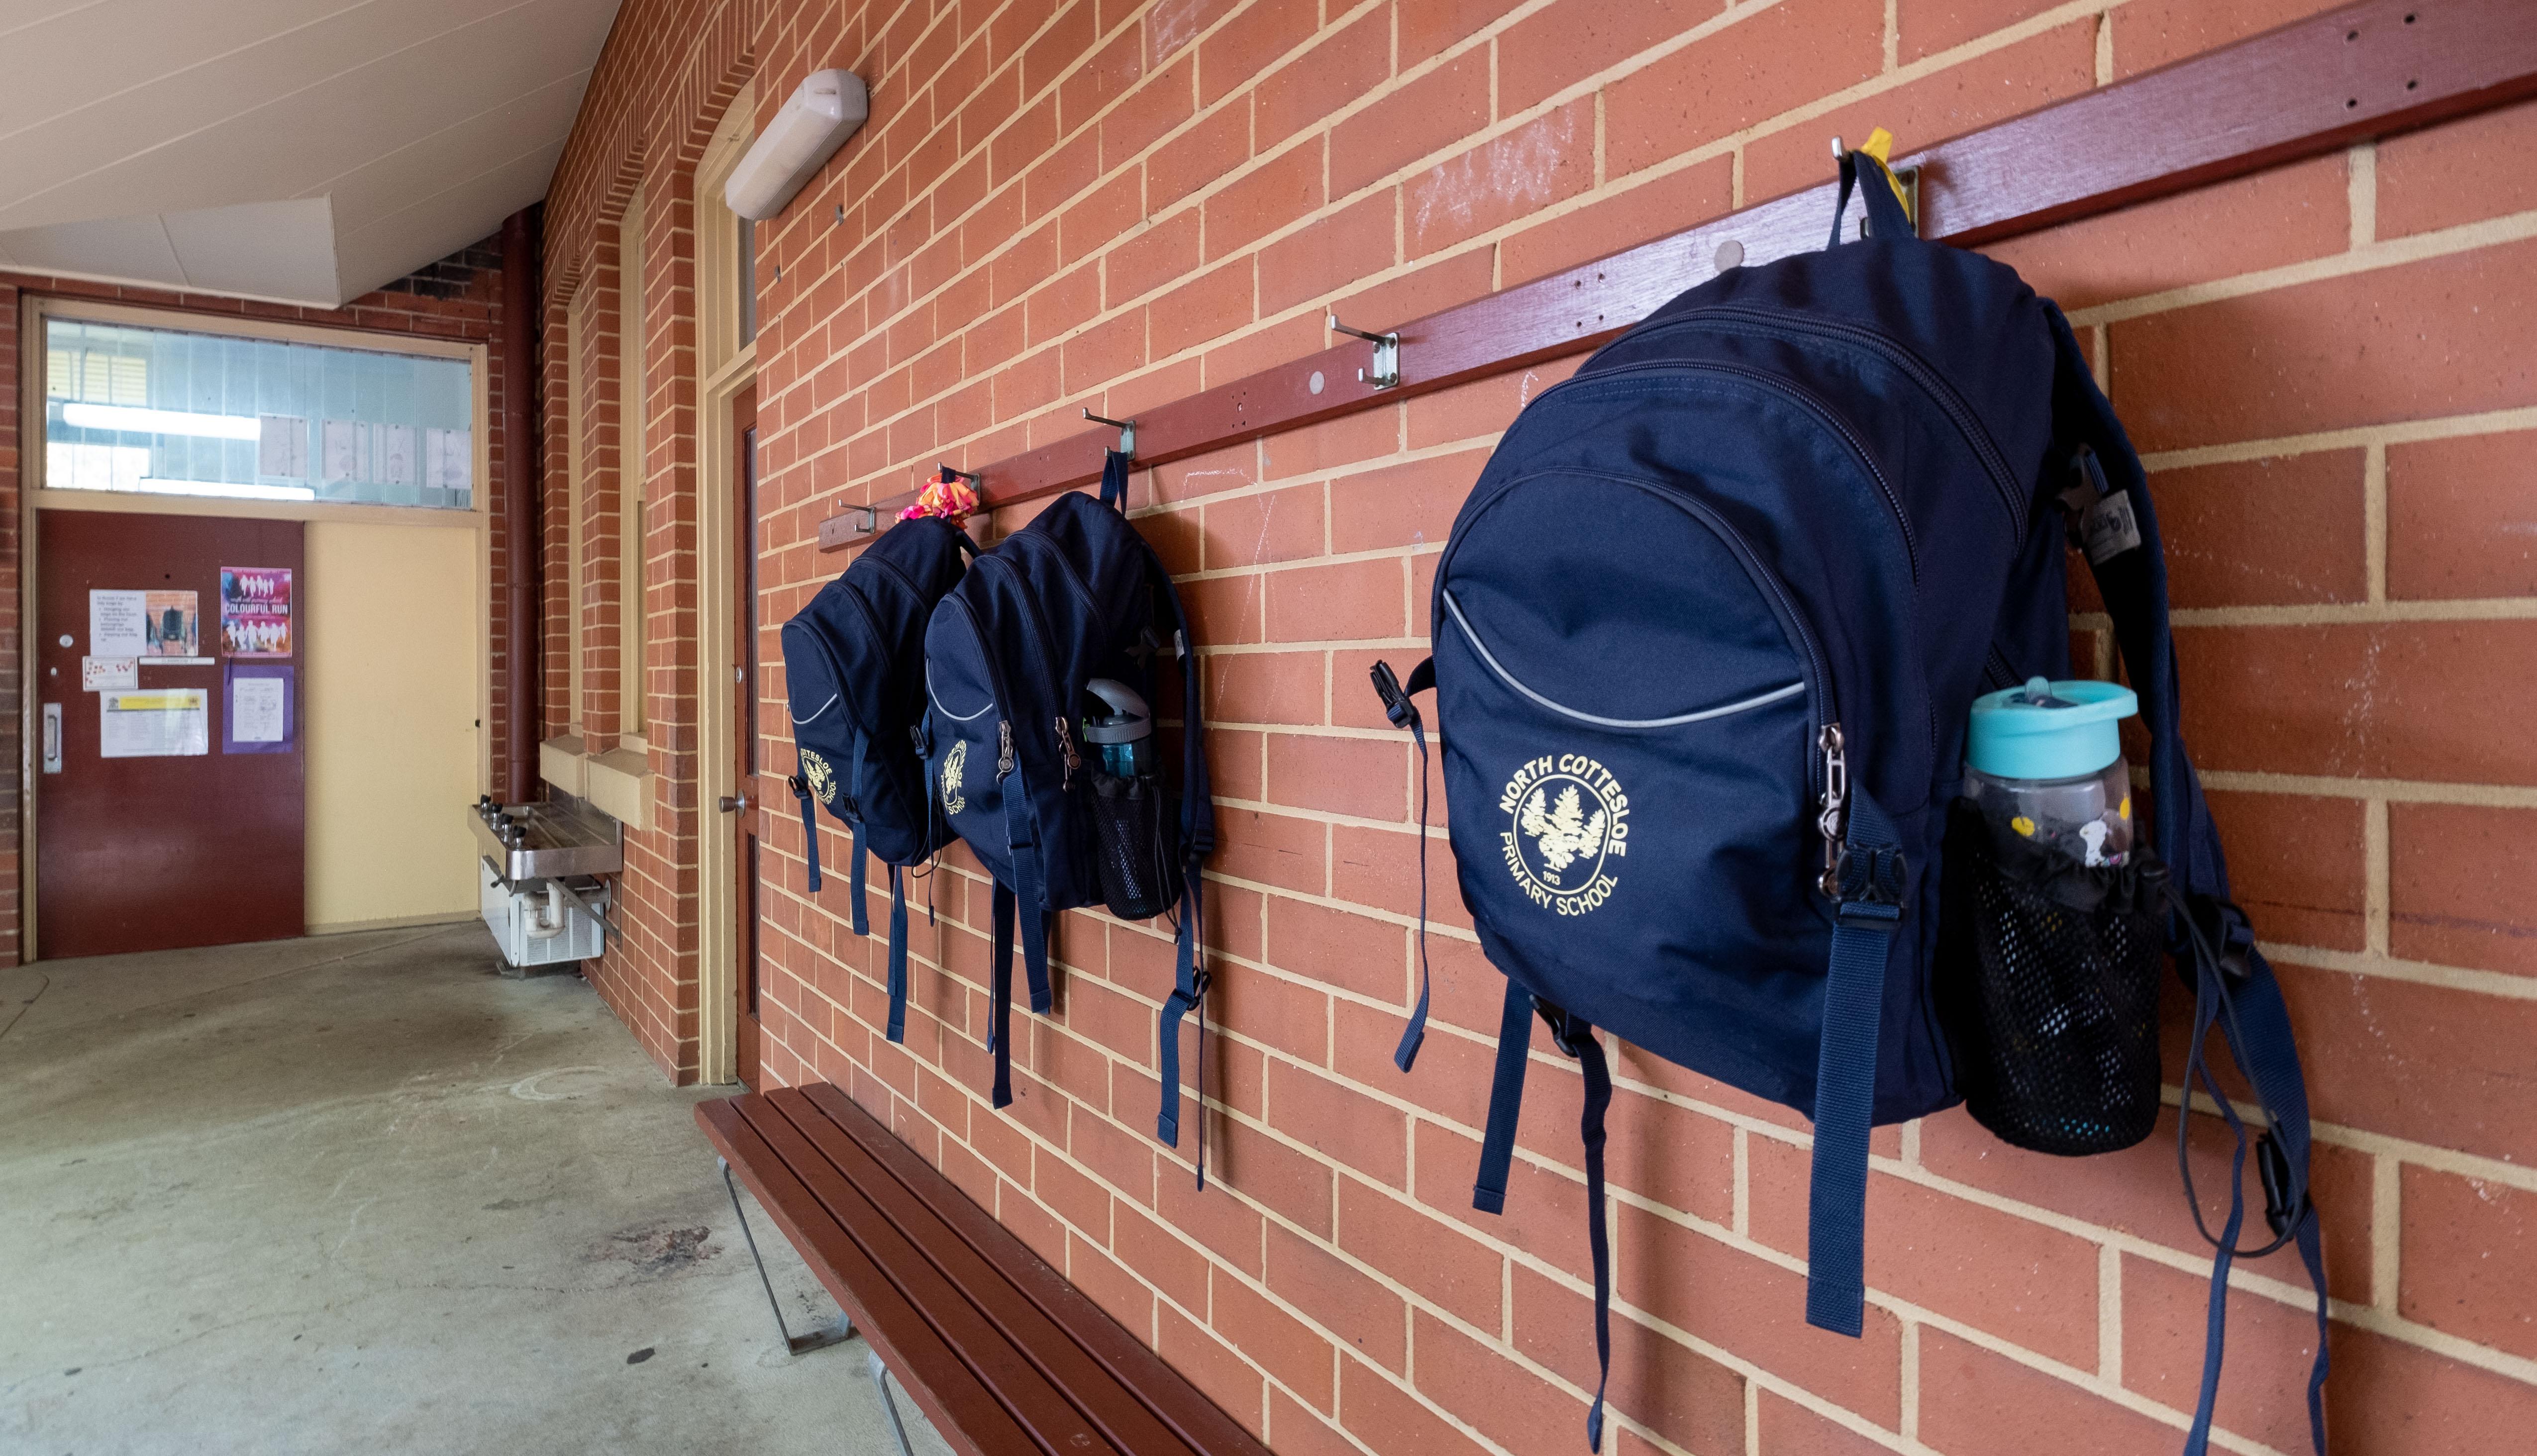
[{"xmin": 220, "ymin": 567, "xmax": 293, "ymax": 659}]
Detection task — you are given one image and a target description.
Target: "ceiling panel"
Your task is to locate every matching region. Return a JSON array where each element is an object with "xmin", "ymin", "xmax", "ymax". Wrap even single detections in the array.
[{"xmin": 0, "ymin": 0, "xmax": 619, "ymax": 304}]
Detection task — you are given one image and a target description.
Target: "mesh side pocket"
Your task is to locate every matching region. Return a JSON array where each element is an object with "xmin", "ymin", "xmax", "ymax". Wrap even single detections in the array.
[
  {"xmin": 1088, "ymin": 772, "xmax": 1178, "ymax": 922},
  {"xmin": 1937, "ymin": 800, "xmax": 2165, "ymax": 1156}
]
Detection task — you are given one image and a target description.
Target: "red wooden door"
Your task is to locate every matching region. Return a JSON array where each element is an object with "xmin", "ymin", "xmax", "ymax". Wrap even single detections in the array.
[
  {"xmin": 732, "ymin": 387, "xmax": 764, "ymax": 1088},
  {"xmin": 36, "ymin": 510, "xmax": 306, "ymax": 959}
]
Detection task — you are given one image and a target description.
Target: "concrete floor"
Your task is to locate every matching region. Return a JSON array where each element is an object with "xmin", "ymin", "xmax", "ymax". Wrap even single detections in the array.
[{"xmin": 0, "ymin": 924, "xmax": 953, "ymax": 1456}]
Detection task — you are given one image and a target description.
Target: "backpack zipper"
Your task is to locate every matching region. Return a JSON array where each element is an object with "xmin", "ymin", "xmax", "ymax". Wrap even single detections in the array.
[
  {"xmin": 1817, "ymin": 723, "xmax": 1849, "ymax": 899},
  {"xmin": 1532, "ymin": 359, "xmax": 1918, "ymax": 581},
  {"xmin": 1628, "ymin": 305, "xmax": 2026, "ymax": 538},
  {"xmin": 978, "ymin": 551, "xmax": 1080, "ymax": 792},
  {"xmin": 1443, "ymin": 467, "xmax": 1840, "ymax": 803},
  {"xmin": 1008, "ymin": 530, "xmax": 1105, "ymax": 621}
]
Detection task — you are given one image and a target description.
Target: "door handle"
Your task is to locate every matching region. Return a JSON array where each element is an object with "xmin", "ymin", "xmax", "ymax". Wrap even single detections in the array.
[
  {"xmin": 718, "ymin": 793, "xmax": 750, "ymax": 813},
  {"xmin": 42, "ymin": 703, "xmax": 62, "ymax": 774}
]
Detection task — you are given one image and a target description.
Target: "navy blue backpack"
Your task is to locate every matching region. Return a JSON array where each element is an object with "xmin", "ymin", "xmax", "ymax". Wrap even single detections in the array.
[
  {"xmin": 1372, "ymin": 154, "xmax": 2329, "ymax": 1452},
  {"xmin": 920, "ymin": 453, "xmax": 1217, "ymax": 1153},
  {"xmin": 781, "ymin": 513, "xmax": 974, "ymax": 1014}
]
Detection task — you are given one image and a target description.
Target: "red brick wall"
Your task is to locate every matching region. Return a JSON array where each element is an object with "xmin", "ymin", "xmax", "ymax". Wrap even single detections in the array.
[
  {"xmin": 0, "ymin": 243, "xmax": 515, "ymax": 969},
  {"xmin": 548, "ymin": 1, "xmax": 2537, "ymax": 1451}
]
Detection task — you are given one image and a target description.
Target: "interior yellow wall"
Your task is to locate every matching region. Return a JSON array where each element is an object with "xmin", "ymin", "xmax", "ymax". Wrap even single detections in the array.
[{"xmin": 304, "ymin": 519, "xmax": 486, "ymax": 930}]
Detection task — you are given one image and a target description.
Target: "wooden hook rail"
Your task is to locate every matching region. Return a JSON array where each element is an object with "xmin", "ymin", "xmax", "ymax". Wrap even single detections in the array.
[{"xmin": 820, "ymin": 0, "xmax": 2537, "ymax": 554}]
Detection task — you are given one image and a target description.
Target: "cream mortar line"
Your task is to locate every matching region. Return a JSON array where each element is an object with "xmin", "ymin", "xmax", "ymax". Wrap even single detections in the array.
[
  {"xmin": 2098, "ymin": 1242, "xmax": 2124, "ymax": 1382},
  {"xmin": 2370, "ymin": 1153, "xmax": 2402, "ymax": 1314},
  {"xmin": 2066, "ymin": 206, "xmax": 2537, "ymax": 328},
  {"xmin": 2166, "ymin": 598, "xmax": 2537, "ymax": 626},
  {"xmin": 2195, "ymin": 768, "xmax": 2537, "ymax": 809},
  {"xmin": 1173, "ymin": 719, "xmax": 1449, "ymax": 749},
  {"xmin": 781, "ymin": 822, "xmax": 2527, "ymax": 1359},
  {"xmin": 1167, "ymin": 1122, "xmax": 1856, "ymax": 1456},
  {"xmin": 813, "ymin": 0, "xmax": 2135, "ymax": 494},
  {"xmin": 2362, "ymin": 439, "xmax": 2389, "ymax": 607},
  {"xmin": 1593, "ymin": 1070, "xmax": 2523, "ymax": 1333},
  {"xmin": 1142, "ymin": 451, "xmax": 1501, "ymax": 530},
  {"xmin": 2304, "ymin": 1116, "xmax": 2537, "ymax": 1194},
  {"xmin": 2264, "ymin": 942, "xmax": 2537, "ymax": 1002},
  {"xmin": 2138, "ymin": 405, "xmax": 2537, "ymax": 471},
  {"xmin": 790, "ymin": 0, "xmax": 1544, "ymax": 402},
  {"xmin": 1846, "ymin": 1297, "xmax": 2297, "ymax": 1456},
  {"xmin": 1870, "ymin": 1136, "xmax": 2537, "ymax": 1387},
  {"xmin": 1177, "ymin": 550, "xmax": 1443, "ymax": 590}
]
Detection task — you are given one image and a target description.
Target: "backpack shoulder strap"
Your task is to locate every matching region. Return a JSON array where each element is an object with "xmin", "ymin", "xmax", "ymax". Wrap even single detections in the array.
[
  {"xmin": 1367, "ymin": 658, "xmax": 1437, "ymax": 1069},
  {"xmin": 1149, "ymin": 488, "xmax": 1220, "ymax": 1187},
  {"xmin": 2044, "ymin": 303, "xmax": 2330, "ymax": 1456}
]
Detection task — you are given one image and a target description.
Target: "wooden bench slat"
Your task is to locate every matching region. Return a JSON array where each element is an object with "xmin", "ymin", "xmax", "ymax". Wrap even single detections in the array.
[
  {"xmin": 697, "ymin": 1101, "xmax": 1047, "ymax": 1456},
  {"xmin": 726, "ymin": 1095, "xmax": 1126, "ymax": 1456},
  {"xmin": 799, "ymin": 1084, "xmax": 1274, "ymax": 1456},
  {"xmin": 760, "ymin": 1088, "xmax": 1205, "ymax": 1456}
]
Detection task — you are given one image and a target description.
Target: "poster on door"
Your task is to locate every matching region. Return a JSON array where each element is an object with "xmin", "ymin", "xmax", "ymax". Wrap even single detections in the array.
[
  {"xmin": 220, "ymin": 567, "xmax": 294, "ymax": 658},
  {"xmin": 101, "ymin": 689, "xmax": 209, "ymax": 758},
  {"xmin": 87, "ymin": 588, "xmax": 204, "ymax": 660}
]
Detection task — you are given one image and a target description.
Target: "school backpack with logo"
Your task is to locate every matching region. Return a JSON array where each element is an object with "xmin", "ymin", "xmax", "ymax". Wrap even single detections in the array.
[
  {"xmin": 1369, "ymin": 153, "xmax": 2328, "ymax": 1453},
  {"xmin": 780, "ymin": 512, "xmax": 975, "ymax": 1026},
  {"xmin": 920, "ymin": 452, "xmax": 1217, "ymax": 1159}
]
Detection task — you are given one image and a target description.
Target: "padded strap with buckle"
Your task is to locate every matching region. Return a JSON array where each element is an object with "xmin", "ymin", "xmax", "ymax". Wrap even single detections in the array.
[
  {"xmin": 990, "ymin": 880, "xmax": 1016, "ymax": 1109},
  {"xmin": 1152, "ymin": 547, "xmax": 1218, "ymax": 1188},
  {"xmin": 2049, "ymin": 300, "xmax": 2328, "ymax": 1454},
  {"xmin": 848, "ymin": 818, "xmax": 868, "ymax": 937},
  {"xmin": 790, "ymin": 774, "xmax": 821, "ymax": 892},
  {"xmin": 1002, "ymin": 766, "xmax": 1053, "ymax": 1017},
  {"xmin": 1805, "ymin": 782, "xmax": 1905, "ymax": 1338},
  {"xmin": 885, "ymin": 864, "xmax": 910, "ymax": 1044},
  {"xmin": 1369, "ymin": 656, "xmax": 1436, "ymax": 1071}
]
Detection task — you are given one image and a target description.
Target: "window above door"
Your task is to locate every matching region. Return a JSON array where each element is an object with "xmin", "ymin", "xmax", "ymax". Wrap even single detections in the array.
[{"xmin": 41, "ymin": 313, "xmax": 477, "ymax": 511}]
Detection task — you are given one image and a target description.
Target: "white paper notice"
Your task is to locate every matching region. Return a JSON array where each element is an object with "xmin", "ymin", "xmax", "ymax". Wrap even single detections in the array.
[
  {"xmin": 101, "ymin": 689, "xmax": 209, "ymax": 758},
  {"xmin": 89, "ymin": 590, "xmax": 147, "ymax": 658},
  {"xmin": 232, "ymin": 676, "xmax": 286, "ymax": 743},
  {"xmin": 322, "ymin": 419, "xmax": 362, "ymax": 483},
  {"xmin": 258, "ymin": 415, "xmax": 309, "ymax": 479},
  {"xmin": 81, "ymin": 656, "xmax": 138, "ymax": 691},
  {"xmin": 380, "ymin": 424, "xmax": 415, "ymax": 486}
]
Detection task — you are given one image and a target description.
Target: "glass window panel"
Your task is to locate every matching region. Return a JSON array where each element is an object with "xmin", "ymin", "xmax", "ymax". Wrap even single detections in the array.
[{"xmin": 41, "ymin": 317, "xmax": 474, "ymax": 509}]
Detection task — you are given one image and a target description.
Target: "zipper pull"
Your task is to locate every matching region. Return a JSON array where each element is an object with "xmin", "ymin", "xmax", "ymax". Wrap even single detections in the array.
[
  {"xmin": 1055, "ymin": 714, "xmax": 1081, "ymax": 788},
  {"xmin": 1816, "ymin": 723, "xmax": 1848, "ymax": 899},
  {"xmin": 997, "ymin": 720, "xmax": 1015, "ymax": 778}
]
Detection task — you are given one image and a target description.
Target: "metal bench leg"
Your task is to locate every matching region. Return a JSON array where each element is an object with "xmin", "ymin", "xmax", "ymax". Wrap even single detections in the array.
[
  {"xmin": 870, "ymin": 1347, "xmax": 917, "ymax": 1456},
  {"xmin": 720, "ymin": 1156, "xmax": 853, "ymax": 1356}
]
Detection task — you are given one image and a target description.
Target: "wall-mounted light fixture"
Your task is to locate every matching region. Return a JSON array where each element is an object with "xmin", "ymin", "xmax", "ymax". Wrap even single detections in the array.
[{"xmin": 723, "ymin": 70, "xmax": 869, "ymax": 221}]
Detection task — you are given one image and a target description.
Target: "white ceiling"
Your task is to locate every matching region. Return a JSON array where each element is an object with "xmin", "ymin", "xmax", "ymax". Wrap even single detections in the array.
[{"xmin": 0, "ymin": 0, "xmax": 621, "ymax": 306}]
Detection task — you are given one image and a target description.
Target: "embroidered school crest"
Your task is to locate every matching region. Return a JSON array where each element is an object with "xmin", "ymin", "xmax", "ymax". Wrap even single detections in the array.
[
  {"xmin": 1499, "ymin": 754, "xmax": 1630, "ymax": 916},
  {"xmin": 799, "ymin": 750, "xmax": 837, "ymax": 807},
  {"xmin": 940, "ymin": 738, "xmax": 968, "ymax": 816}
]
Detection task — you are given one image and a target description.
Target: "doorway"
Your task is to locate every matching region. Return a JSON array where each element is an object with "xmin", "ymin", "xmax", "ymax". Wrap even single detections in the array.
[
  {"xmin": 34, "ymin": 511, "xmax": 306, "ymax": 958},
  {"xmin": 728, "ymin": 385, "xmax": 763, "ymax": 1088}
]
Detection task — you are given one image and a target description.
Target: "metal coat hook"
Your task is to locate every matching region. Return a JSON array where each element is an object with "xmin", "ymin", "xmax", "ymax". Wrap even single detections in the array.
[
  {"xmin": 1829, "ymin": 137, "xmax": 1921, "ymax": 238},
  {"xmin": 1327, "ymin": 314, "xmax": 1400, "ymax": 390},
  {"xmin": 935, "ymin": 464, "xmax": 981, "ymax": 487},
  {"xmin": 1083, "ymin": 408, "xmax": 1136, "ymax": 458}
]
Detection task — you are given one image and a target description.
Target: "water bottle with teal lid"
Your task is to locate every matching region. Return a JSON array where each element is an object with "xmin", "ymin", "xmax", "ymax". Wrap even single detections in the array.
[{"xmin": 1963, "ymin": 677, "xmax": 2138, "ymax": 867}]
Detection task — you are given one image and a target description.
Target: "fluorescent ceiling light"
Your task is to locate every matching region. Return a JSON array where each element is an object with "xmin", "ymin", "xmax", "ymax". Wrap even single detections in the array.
[
  {"xmin": 134, "ymin": 478, "xmax": 315, "ymax": 501},
  {"xmin": 61, "ymin": 402, "xmax": 263, "ymax": 440},
  {"xmin": 724, "ymin": 70, "xmax": 868, "ymax": 221}
]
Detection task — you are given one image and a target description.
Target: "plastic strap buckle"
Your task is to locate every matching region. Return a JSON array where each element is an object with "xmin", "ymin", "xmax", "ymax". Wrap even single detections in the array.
[
  {"xmin": 1369, "ymin": 660, "xmax": 1419, "ymax": 731},
  {"xmin": 1834, "ymin": 844, "xmax": 1907, "ymax": 913},
  {"xmin": 1536, "ymin": 1000, "xmax": 1596, "ymax": 1061},
  {"xmin": 2191, "ymin": 894, "xmax": 2257, "ymax": 982},
  {"xmin": 2257, "ymin": 1130, "xmax": 2307, "ymax": 1241}
]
